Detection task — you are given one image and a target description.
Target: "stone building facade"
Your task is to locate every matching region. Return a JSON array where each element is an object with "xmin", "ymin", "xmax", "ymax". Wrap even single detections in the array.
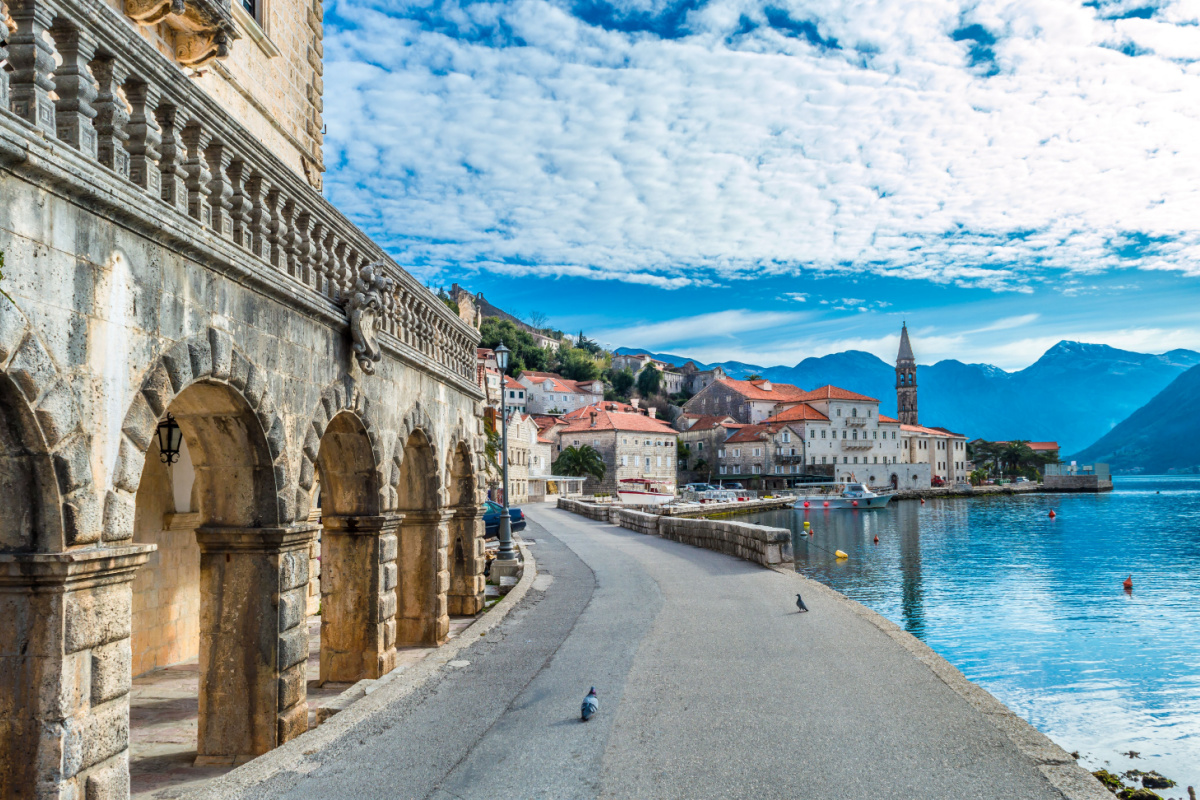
[
  {"xmin": 0, "ymin": 0, "xmax": 488, "ymax": 796},
  {"xmin": 683, "ymin": 377, "xmax": 810, "ymax": 423},
  {"xmin": 517, "ymin": 371, "xmax": 603, "ymax": 415},
  {"xmin": 554, "ymin": 409, "xmax": 677, "ymax": 494},
  {"xmin": 674, "ymin": 413, "xmax": 740, "ymax": 484}
]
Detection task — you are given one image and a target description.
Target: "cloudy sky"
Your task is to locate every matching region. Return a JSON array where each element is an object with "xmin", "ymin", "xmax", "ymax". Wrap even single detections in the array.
[{"xmin": 323, "ymin": 0, "xmax": 1200, "ymax": 370}]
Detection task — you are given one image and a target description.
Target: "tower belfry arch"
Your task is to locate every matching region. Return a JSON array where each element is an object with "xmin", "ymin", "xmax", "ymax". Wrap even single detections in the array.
[{"xmin": 896, "ymin": 323, "xmax": 919, "ymax": 426}]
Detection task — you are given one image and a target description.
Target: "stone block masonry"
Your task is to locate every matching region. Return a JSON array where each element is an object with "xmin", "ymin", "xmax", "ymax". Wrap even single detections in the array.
[{"xmin": 560, "ymin": 499, "xmax": 792, "ymax": 567}]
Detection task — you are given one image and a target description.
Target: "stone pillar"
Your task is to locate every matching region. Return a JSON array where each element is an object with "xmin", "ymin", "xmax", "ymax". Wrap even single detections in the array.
[
  {"xmin": 319, "ymin": 514, "xmax": 400, "ymax": 683},
  {"xmin": 396, "ymin": 510, "xmax": 452, "ymax": 646},
  {"xmin": 447, "ymin": 507, "xmax": 486, "ymax": 616},
  {"xmin": 92, "ymin": 57, "xmax": 131, "ymax": 178},
  {"xmin": 50, "ymin": 22, "xmax": 98, "ymax": 158},
  {"xmin": 0, "ymin": 544, "xmax": 153, "ymax": 800},
  {"xmin": 156, "ymin": 104, "xmax": 190, "ymax": 213},
  {"xmin": 193, "ymin": 524, "xmax": 317, "ymax": 760},
  {"xmin": 7, "ymin": 0, "xmax": 57, "ymax": 136}
]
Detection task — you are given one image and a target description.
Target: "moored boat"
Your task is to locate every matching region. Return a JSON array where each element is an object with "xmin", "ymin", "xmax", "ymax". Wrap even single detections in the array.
[
  {"xmin": 617, "ymin": 477, "xmax": 676, "ymax": 505},
  {"xmin": 795, "ymin": 483, "xmax": 893, "ymax": 509}
]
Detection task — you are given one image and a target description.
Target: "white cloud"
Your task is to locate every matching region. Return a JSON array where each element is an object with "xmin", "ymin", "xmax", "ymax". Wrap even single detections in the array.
[
  {"xmin": 323, "ymin": 0, "xmax": 1200, "ymax": 291},
  {"xmin": 782, "ymin": 292, "xmax": 809, "ymax": 302},
  {"xmin": 592, "ymin": 309, "xmax": 806, "ymax": 349}
]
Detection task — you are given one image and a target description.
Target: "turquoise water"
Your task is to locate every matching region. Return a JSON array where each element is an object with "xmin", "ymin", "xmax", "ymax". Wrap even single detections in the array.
[{"xmin": 746, "ymin": 476, "xmax": 1200, "ymax": 785}]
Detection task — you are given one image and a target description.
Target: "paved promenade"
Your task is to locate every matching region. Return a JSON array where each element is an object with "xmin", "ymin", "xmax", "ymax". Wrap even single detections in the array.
[{"xmin": 204, "ymin": 505, "xmax": 1081, "ymax": 800}]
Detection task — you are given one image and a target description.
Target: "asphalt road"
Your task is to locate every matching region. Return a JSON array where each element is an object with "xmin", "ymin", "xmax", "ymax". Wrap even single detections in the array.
[{"xmin": 236, "ymin": 506, "xmax": 1066, "ymax": 800}]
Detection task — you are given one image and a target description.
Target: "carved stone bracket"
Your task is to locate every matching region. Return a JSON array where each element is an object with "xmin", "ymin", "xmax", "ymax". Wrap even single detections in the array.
[
  {"xmin": 124, "ymin": 0, "xmax": 238, "ymax": 67},
  {"xmin": 344, "ymin": 261, "xmax": 393, "ymax": 376}
]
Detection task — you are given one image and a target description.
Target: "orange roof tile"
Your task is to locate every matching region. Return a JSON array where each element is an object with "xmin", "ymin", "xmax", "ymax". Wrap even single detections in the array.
[
  {"xmin": 901, "ymin": 424, "xmax": 966, "ymax": 438},
  {"xmin": 764, "ymin": 404, "xmax": 829, "ymax": 423},
  {"xmin": 559, "ymin": 410, "xmax": 676, "ymax": 434},
  {"xmin": 504, "ymin": 376, "xmax": 524, "ymax": 390},
  {"xmin": 878, "ymin": 414, "xmax": 899, "ymax": 423},
  {"xmin": 714, "ymin": 377, "xmax": 809, "ymax": 402},
  {"xmin": 793, "ymin": 385, "xmax": 880, "ymax": 403}
]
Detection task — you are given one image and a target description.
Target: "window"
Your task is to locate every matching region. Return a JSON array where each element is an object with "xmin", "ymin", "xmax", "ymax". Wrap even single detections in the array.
[
  {"xmin": 811, "ymin": 456, "xmax": 816, "ymax": 465},
  {"xmin": 645, "ymin": 439, "xmax": 651, "ymax": 446},
  {"xmin": 842, "ymin": 430, "xmax": 847, "ymax": 439},
  {"xmin": 821, "ymin": 456, "xmax": 827, "ymax": 464},
  {"xmin": 892, "ymin": 432, "xmax": 896, "ymax": 439},
  {"xmin": 573, "ymin": 440, "xmax": 579, "ymax": 445},
  {"xmin": 720, "ymin": 466, "xmax": 727, "ymax": 475},
  {"xmin": 697, "ymin": 442, "xmax": 703, "ymax": 451},
  {"xmin": 843, "ymin": 456, "xmax": 848, "ymax": 464},
  {"xmin": 810, "ymin": 429, "xmax": 815, "ymax": 439},
  {"xmin": 782, "ymin": 432, "xmax": 791, "ymax": 443},
  {"xmin": 873, "ymin": 431, "xmax": 877, "ymax": 439},
  {"xmin": 718, "ymin": 449, "xmax": 725, "ymax": 457},
  {"xmin": 645, "ymin": 457, "xmax": 651, "ymax": 469},
  {"xmin": 836, "ymin": 408, "xmax": 841, "ymax": 416},
  {"xmin": 852, "ymin": 431, "xmax": 857, "ymax": 440},
  {"xmin": 753, "ymin": 448, "xmax": 762, "ymax": 457},
  {"xmin": 821, "ymin": 430, "xmax": 826, "ymax": 439},
  {"xmin": 753, "ymin": 465, "xmax": 761, "ymax": 474},
  {"xmin": 733, "ymin": 448, "xmax": 741, "ymax": 457},
  {"xmin": 657, "ymin": 456, "xmax": 662, "ymax": 467},
  {"xmin": 852, "ymin": 408, "xmax": 857, "ymax": 417},
  {"xmin": 853, "ymin": 457, "xmax": 858, "ymax": 464},
  {"xmin": 874, "ymin": 456, "xmax": 878, "ymax": 464},
  {"xmin": 868, "ymin": 409, "xmax": 872, "ymax": 417},
  {"xmin": 593, "ymin": 439, "xmax": 599, "ymax": 446}
]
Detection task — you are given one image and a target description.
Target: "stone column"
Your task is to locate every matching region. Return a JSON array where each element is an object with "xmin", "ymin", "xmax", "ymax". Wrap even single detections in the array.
[
  {"xmin": 319, "ymin": 514, "xmax": 400, "ymax": 683},
  {"xmin": 0, "ymin": 544, "xmax": 154, "ymax": 800},
  {"xmin": 396, "ymin": 509, "xmax": 452, "ymax": 646},
  {"xmin": 193, "ymin": 524, "xmax": 317, "ymax": 760},
  {"xmin": 447, "ymin": 507, "xmax": 486, "ymax": 616},
  {"xmin": 7, "ymin": 0, "xmax": 57, "ymax": 136}
]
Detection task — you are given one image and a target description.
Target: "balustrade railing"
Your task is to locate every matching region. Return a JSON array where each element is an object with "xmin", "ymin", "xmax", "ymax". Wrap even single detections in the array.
[{"xmin": 0, "ymin": 0, "xmax": 479, "ymax": 385}]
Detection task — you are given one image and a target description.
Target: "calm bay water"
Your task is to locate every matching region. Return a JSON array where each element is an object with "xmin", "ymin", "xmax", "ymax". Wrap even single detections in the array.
[{"xmin": 745, "ymin": 476, "xmax": 1200, "ymax": 784}]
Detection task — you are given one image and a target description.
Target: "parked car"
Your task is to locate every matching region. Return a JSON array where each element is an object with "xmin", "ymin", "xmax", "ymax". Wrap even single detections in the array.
[
  {"xmin": 483, "ymin": 500, "xmax": 525, "ymax": 538},
  {"xmin": 930, "ymin": 476, "xmax": 945, "ymax": 487},
  {"xmin": 721, "ymin": 482, "xmax": 744, "ymax": 490},
  {"xmin": 684, "ymin": 482, "xmax": 716, "ymax": 492},
  {"xmin": 1015, "ymin": 477, "xmax": 1031, "ymax": 484}
]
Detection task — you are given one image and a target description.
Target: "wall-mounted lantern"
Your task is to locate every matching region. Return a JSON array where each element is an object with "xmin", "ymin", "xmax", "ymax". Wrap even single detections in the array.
[{"xmin": 157, "ymin": 413, "xmax": 184, "ymax": 464}]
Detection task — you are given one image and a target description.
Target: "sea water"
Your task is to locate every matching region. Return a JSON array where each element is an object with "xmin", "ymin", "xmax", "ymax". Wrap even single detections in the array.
[{"xmin": 745, "ymin": 475, "xmax": 1200, "ymax": 785}]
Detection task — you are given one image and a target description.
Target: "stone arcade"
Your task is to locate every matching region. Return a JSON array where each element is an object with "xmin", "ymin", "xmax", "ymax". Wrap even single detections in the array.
[{"xmin": 0, "ymin": 0, "xmax": 488, "ymax": 795}]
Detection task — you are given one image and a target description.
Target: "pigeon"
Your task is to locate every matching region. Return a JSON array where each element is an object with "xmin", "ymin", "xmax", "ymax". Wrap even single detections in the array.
[
  {"xmin": 581, "ymin": 687, "xmax": 598, "ymax": 721},
  {"xmin": 796, "ymin": 594, "xmax": 809, "ymax": 613}
]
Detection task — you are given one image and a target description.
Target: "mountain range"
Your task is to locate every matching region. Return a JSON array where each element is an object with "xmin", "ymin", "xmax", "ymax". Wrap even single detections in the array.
[
  {"xmin": 615, "ymin": 342, "xmax": 1200, "ymax": 456},
  {"xmin": 1072, "ymin": 363, "xmax": 1200, "ymax": 474}
]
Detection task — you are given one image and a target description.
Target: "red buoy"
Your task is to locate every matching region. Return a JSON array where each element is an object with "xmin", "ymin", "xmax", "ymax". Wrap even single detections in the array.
[
  {"xmin": 803, "ymin": 501, "xmax": 810, "ymax": 508},
  {"xmin": 1123, "ymin": 575, "xmax": 1133, "ymax": 591},
  {"xmin": 1049, "ymin": 510, "xmax": 1056, "ymax": 518},
  {"xmin": 873, "ymin": 535, "xmax": 879, "ymax": 544},
  {"xmin": 823, "ymin": 501, "xmax": 829, "ymax": 508},
  {"xmin": 852, "ymin": 500, "xmax": 858, "ymax": 507},
  {"xmin": 920, "ymin": 498, "xmax": 925, "ymax": 505}
]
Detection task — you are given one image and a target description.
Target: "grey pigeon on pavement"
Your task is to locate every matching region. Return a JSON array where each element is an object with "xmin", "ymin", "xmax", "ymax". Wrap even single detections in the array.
[
  {"xmin": 581, "ymin": 687, "xmax": 598, "ymax": 721},
  {"xmin": 796, "ymin": 594, "xmax": 809, "ymax": 613}
]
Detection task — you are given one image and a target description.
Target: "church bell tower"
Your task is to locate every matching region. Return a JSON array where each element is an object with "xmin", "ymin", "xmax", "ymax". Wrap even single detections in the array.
[{"xmin": 896, "ymin": 323, "xmax": 918, "ymax": 425}]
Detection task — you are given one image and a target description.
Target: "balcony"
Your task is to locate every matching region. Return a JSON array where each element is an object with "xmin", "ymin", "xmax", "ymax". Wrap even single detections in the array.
[
  {"xmin": 776, "ymin": 454, "xmax": 805, "ymax": 464},
  {"xmin": 843, "ymin": 441, "xmax": 874, "ymax": 450},
  {"xmin": 0, "ymin": 0, "xmax": 477, "ymax": 387},
  {"xmin": 845, "ymin": 419, "xmax": 866, "ymax": 427}
]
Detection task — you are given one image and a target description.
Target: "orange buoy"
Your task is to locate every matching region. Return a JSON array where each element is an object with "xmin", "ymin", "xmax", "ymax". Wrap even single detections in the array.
[
  {"xmin": 920, "ymin": 498, "xmax": 925, "ymax": 505},
  {"xmin": 1049, "ymin": 510, "xmax": 1056, "ymax": 518},
  {"xmin": 873, "ymin": 535, "xmax": 879, "ymax": 544},
  {"xmin": 1123, "ymin": 575, "xmax": 1133, "ymax": 591}
]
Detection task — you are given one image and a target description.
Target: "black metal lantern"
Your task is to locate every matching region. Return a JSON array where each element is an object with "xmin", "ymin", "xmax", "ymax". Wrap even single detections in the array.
[
  {"xmin": 494, "ymin": 343, "xmax": 510, "ymax": 371},
  {"xmin": 156, "ymin": 413, "xmax": 183, "ymax": 464}
]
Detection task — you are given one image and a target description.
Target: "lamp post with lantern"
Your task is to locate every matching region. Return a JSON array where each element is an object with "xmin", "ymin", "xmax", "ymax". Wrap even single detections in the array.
[{"xmin": 493, "ymin": 344, "xmax": 519, "ymax": 564}]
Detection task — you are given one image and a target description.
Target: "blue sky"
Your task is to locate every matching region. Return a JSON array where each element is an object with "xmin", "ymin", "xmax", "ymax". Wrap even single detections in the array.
[{"xmin": 321, "ymin": 0, "xmax": 1200, "ymax": 371}]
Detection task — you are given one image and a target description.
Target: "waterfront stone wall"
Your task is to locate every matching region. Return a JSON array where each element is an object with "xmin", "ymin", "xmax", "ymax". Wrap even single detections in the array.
[
  {"xmin": 1044, "ymin": 475, "xmax": 1113, "ymax": 492},
  {"xmin": 559, "ymin": 499, "xmax": 792, "ymax": 567}
]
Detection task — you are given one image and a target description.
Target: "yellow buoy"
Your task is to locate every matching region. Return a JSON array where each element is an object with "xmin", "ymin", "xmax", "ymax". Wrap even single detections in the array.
[
  {"xmin": 803, "ymin": 521, "xmax": 810, "ymax": 530},
  {"xmin": 835, "ymin": 550, "xmax": 849, "ymax": 559}
]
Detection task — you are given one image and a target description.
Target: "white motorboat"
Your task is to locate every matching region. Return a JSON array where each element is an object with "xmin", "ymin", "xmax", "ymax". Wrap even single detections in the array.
[
  {"xmin": 617, "ymin": 478, "xmax": 676, "ymax": 506},
  {"xmin": 795, "ymin": 483, "xmax": 893, "ymax": 510}
]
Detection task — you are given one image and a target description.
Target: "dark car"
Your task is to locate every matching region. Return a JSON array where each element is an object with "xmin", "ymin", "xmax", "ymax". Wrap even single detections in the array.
[
  {"xmin": 483, "ymin": 500, "xmax": 526, "ymax": 538},
  {"xmin": 721, "ymin": 482, "xmax": 744, "ymax": 490}
]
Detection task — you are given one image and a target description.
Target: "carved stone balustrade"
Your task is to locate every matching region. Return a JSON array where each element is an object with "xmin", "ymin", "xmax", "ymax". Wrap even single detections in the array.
[{"xmin": 0, "ymin": 0, "xmax": 479, "ymax": 389}]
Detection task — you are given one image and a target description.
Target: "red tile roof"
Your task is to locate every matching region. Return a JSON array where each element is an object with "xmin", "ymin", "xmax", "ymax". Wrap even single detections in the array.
[
  {"xmin": 714, "ymin": 377, "xmax": 809, "ymax": 402},
  {"xmin": 764, "ymin": 404, "xmax": 829, "ymax": 423},
  {"xmin": 724, "ymin": 424, "xmax": 772, "ymax": 443},
  {"xmin": 793, "ymin": 385, "xmax": 880, "ymax": 403},
  {"xmin": 521, "ymin": 371, "xmax": 603, "ymax": 396},
  {"xmin": 901, "ymin": 424, "xmax": 966, "ymax": 438},
  {"xmin": 504, "ymin": 376, "xmax": 524, "ymax": 390},
  {"xmin": 563, "ymin": 401, "xmax": 642, "ymax": 419},
  {"xmin": 559, "ymin": 410, "xmax": 676, "ymax": 434},
  {"xmin": 878, "ymin": 414, "xmax": 899, "ymax": 423},
  {"xmin": 989, "ymin": 440, "xmax": 1059, "ymax": 451}
]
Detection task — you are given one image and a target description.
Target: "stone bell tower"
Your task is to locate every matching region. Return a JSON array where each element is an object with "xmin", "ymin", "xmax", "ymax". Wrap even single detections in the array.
[{"xmin": 896, "ymin": 323, "xmax": 918, "ymax": 425}]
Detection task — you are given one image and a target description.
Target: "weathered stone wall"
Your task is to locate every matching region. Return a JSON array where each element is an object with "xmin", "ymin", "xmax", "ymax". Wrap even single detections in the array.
[
  {"xmin": 610, "ymin": 508, "xmax": 659, "ymax": 536},
  {"xmin": 556, "ymin": 497, "xmax": 611, "ymax": 522},
  {"xmin": 1044, "ymin": 475, "xmax": 1113, "ymax": 492}
]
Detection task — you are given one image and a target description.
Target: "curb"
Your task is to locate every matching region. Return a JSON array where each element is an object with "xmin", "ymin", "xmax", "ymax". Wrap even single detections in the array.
[
  {"xmin": 185, "ymin": 541, "xmax": 538, "ymax": 799},
  {"xmin": 768, "ymin": 564, "xmax": 1112, "ymax": 800}
]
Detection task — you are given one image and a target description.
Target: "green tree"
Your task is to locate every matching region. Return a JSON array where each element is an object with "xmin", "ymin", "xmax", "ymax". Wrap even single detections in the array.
[
  {"xmin": 636, "ymin": 365, "xmax": 661, "ymax": 396},
  {"xmin": 557, "ymin": 347, "xmax": 600, "ymax": 381},
  {"xmin": 479, "ymin": 317, "xmax": 549, "ymax": 374},
  {"xmin": 553, "ymin": 445, "xmax": 606, "ymax": 483},
  {"xmin": 610, "ymin": 367, "xmax": 635, "ymax": 397},
  {"xmin": 1000, "ymin": 440, "xmax": 1035, "ymax": 477},
  {"xmin": 576, "ymin": 330, "xmax": 602, "ymax": 355},
  {"xmin": 676, "ymin": 441, "xmax": 691, "ymax": 469},
  {"xmin": 746, "ymin": 373, "xmax": 763, "ymax": 381}
]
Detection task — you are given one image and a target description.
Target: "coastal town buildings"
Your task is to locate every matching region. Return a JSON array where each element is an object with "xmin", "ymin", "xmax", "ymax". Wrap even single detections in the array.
[
  {"xmin": 477, "ymin": 348, "xmax": 502, "ymax": 408},
  {"xmin": 450, "ymin": 284, "xmax": 561, "ymax": 351},
  {"xmin": 501, "ymin": 412, "xmax": 536, "ymax": 504},
  {"xmin": 503, "ymin": 375, "xmax": 528, "ymax": 414},
  {"xmin": 679, "ymin": 362, "xmax": 728, "ymax": 394},
  {"xmin": 552, "ymin": 404, "xmax": 678, "ymax": 494},
  {"xmin": 675, "ymin": 414, "xmax": 742, "ymax": 484},
  {"xmin": 713, "ymin": 422, "xmax": 808, "ymax": 489},
  {"xmin": 896, "ymin": 323, "xmax": 919, "ymax": 425},
  {"xmin": 518, "ymin": 371, "xmax": 604, "ymax": 414}
]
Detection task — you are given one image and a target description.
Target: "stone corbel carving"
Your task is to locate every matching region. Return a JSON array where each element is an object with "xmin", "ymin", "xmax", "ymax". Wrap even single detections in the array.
[
  {"xmin": 123, "ymin": 0, "xmax": 239, "ymax": 67},
  {"xmin": 176, "ymin": 27, "xmax": 229, "ymax": 67},
  {"xmin": 125, "ymin": 0, "xmax": 185, "ymax": 26},
  {"xmin": 344, "ymin": 261, "xmax": 393, "ymax": 375}
]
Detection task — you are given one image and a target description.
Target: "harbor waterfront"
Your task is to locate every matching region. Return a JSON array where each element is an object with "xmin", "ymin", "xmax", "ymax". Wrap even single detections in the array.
[{"xmin": 743, "ymin": 475, "xmax": 1200, "ymax": 786}]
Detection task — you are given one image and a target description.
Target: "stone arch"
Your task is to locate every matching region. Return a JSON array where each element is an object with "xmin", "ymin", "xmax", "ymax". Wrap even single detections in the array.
[
  {"xmin": 0, "ymin": 295, "xmax": 93, "ymax": 551},
  {"xmin": 393, "ymin": 402, "xmax": 450, "ymax": 645},
  {"xmin": 445, "ymin": 417, "xmax": 486, "ymax": 616},
  {"xmin": 107, "ymin": 327, "xmax": 295, "ymax": 539},
  {"xmin": 297, "ymin": 376, "xmax": 386, "ymax": 520},
  {"xmin": 116, "ymin": 328, "xmax": 311, "ymax": 765}
]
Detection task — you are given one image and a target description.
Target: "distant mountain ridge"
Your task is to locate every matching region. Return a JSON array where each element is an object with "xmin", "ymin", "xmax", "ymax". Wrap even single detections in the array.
[
  {"xmin": 615, "ymin": 342, "xmax": 1200, "ymax": 454},
  {"xmin": 1072, "ymin": 363, "xmax": 1200, "ymax": 473}
]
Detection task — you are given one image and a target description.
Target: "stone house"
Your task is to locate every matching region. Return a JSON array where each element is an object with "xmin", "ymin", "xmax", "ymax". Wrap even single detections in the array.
[
  {"xmin": 901, "ymin": 425, "xmax": 969, "ymax": 484},
  {"xmin": 679, "ymin": 362, "xmax": 727, "ymax": 395},
  {"xmin": 502, "ymin": 412, "xmax": 534, "ymax": 504},
  {"xmin": 713, "ymin": 422, "xmax": 807, "ymax": 489},
  {"xmin": 503, "ymin": 375, "xmax": 527, "ymax": 414},
  {"xmin": 518, "ymin": 371, "xmax": 604, "ymax": 415},
  {"xmin": 674, "ymin": 414, "xmax": 741, "ymax": 484},
  {"xmin": 683, "ymin": 377, "xmax": 811, "ymax": 423},
  {"xmin": 554, "ymin": 409, "xmax": 678, "ymax": 495},
  {"xmin": 0, "ymin": 0, "xmax": 492, "ymax": 794}
]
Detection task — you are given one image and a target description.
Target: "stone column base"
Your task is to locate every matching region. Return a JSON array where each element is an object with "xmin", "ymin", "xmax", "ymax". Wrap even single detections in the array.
[
  {"xmin": 396, "ymin": 509, "xmax": 454, "ymax": 646},
  {"xmin": 447, "ymin": 507, "xmax": 486, "ymax": 616},
  {"xmin": 320, "ymin": 514, "xmax": 402, "ymax": 682},
  {"xmin": 194, "ymin": 523, "xmax": 318, "ymax": 758},
  {"xmin": 0, "ymin": 544, "xmax": 154, "ymax": 800}
]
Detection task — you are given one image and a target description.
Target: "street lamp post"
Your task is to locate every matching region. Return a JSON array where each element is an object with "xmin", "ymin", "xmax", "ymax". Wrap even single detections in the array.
[{"xmin": 493, "ymin": 344, "xmax": 519, "ymax": 564}]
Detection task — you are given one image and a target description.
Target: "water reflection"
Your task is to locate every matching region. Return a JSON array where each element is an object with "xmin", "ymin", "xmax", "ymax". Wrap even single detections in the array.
[{"xmin": 744, "ymin": 476, "xmax": 1200, "ymax": 786}]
